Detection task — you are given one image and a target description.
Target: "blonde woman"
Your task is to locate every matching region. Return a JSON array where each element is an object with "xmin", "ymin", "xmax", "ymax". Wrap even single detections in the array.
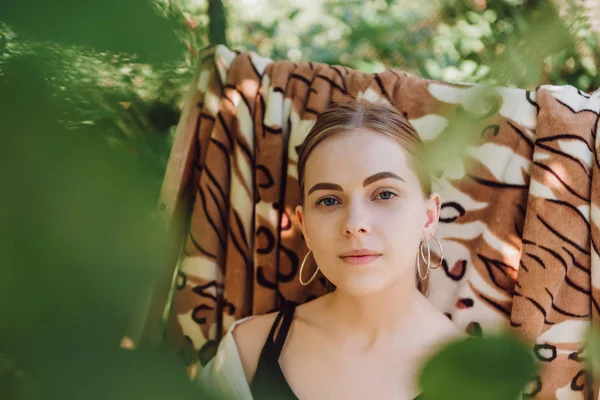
[{"xmin": 200, "ymin": 100, "xmax": 465, "ymax": 399}]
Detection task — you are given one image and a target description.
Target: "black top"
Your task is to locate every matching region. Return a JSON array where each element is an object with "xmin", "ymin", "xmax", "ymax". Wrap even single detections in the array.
[{"xmin": 250, "ymin": 301, "xmax": 423, "ymax": 400}]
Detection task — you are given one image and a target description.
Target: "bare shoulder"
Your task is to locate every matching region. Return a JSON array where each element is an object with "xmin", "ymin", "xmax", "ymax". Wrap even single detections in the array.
[
  {"xmin": 232, "ymin": 311, "xmax": 278, "ymax": 384},
  {"xmin": 433, "ymin": 314, "xmax": 468, "ymax": 344},
  {"xmin": 413, "ymin": 296, "xmax": 468, "ymax": 353}
]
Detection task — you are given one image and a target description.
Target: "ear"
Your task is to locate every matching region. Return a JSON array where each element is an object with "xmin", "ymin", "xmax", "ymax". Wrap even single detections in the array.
[
  {"xmin": 422, "ymin": 192, "xmax": 441, "ymax": 240},
  {"xmin": 295, "ymin": 205, "xmax": 311, "ymax": 250}
]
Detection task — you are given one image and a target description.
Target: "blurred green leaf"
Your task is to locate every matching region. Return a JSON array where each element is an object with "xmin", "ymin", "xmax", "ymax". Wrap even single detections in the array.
[
  {"xmin": 418, "ymin": 335, "xmax": 536, "ymax": 400},
  {"xmin": 0, "ymin": 51, "xmax": 215, "ymax": 400},
  {"xmin": 585, "ymin": 328, "xmax": 600, "ymax": 380},
  {"xmin": 0, "ymin": 0, "xmax": 181, "ymax": 63}
]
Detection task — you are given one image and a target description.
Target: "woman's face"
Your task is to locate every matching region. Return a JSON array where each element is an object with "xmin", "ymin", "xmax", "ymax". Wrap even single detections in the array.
[{"xmin": 296, "ymin": 129, "xmax": 440, "ymax": 296}]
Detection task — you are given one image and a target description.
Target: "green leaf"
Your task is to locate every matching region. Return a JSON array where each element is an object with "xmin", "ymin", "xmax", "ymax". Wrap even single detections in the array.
[
  {"xmin": 581, "ymin": 56, "xmax": 598, "ymax": 77},
  {"xmin": 424, "ymin": 58, "xmax": 442, "ymax": 79},
  {"xmin": 418, "ymin": 334, "xmax": 536, "ymax": 400},
  {"xmin": 0, "ymin": 0, "xmax": 181, "ymax": 63},
  {"xmin": 352, "ymin": 59, "xmax": 386, "ymax": 73},
  {"xmin": 459, "ymin": 59, "xmax": 478, "ymax": 75},
  {"xmin": 577, "ymin": 75, "xmax": 592, "ymax": 91},
  {"xmin": 483, "ymin": 9, "xmax": 497, "ymax": 23}
]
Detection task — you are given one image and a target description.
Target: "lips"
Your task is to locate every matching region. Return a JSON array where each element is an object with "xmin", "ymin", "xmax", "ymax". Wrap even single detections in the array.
[{"xmin": 339, "ymin": 249, "xmax": 382, "ymax": 265}]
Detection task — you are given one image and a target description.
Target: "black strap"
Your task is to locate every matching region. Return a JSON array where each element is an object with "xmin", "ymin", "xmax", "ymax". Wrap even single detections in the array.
[
  {"xmin": 264, "ymin": 301, "xmax": 297, "ymax": 359},
  {"xmin": 266, "ymin": 304, "xmax": 286, "ymax": 343},
  {"xmin": 251, "ymin": 301, "xmax": 299, "ymax": 400}
]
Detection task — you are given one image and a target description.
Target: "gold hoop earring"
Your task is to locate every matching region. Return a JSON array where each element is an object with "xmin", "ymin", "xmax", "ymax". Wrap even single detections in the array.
[
  {"xmin": 417, "ymin": 236, "xmax": 444, "ymax": 281},
  {"xmin": 417, "ymin": 241, "xmax": 430, "ymax": 281},
  {"xmin": 425, "ymin": 236, "xmax": 444, "ymax": 269},
  {"xmin": 299, "ymin": 250, "xmax": 319, "ymax": 286}
]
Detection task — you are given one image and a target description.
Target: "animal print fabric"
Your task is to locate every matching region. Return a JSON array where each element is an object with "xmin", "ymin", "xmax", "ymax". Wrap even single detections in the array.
[{"xmin": 158, "ymin": 45, "xmax": 600, "ymax": 399}]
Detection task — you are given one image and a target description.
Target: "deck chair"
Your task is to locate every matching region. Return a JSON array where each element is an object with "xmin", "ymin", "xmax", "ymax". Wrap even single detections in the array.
[{"xmin": 141, "ymin": 45, "xmax": 600, "ymax": 399}]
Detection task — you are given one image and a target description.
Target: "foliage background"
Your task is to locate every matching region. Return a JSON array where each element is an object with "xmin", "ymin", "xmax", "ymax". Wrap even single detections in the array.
[
  {"xmin": 2, "ymin": 0, "xmax": 599, "ymax": 189},
  {"xmin": 0, "ymin": 0, "xmax": 597, "ymax": 399}
]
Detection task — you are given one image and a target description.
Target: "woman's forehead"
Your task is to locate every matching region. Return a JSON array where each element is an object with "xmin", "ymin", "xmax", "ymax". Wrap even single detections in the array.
[{"xmin": 303, "ymin": 130, "xmax": 415, "ymax": 185}]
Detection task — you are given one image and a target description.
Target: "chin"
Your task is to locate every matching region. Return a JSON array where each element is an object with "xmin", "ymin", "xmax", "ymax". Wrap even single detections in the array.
[{"xmin": 330, "ymin": 274, "xmax": 394, "ymax": 296}]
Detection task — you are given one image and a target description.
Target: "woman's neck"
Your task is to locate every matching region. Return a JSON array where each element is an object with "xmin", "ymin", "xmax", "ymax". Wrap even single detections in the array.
[{"xmin": 323, "ymin": 271, "xmax": 422, "ymax": 349}]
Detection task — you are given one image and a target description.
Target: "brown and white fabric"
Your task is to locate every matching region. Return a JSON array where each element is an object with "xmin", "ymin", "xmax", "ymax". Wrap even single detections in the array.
[{"xmin": 158, "ymin": 45, "xmax": 600, "ymax": 399}]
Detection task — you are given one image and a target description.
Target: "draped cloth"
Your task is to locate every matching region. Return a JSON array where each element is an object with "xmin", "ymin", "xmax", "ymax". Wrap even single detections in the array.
[{"xmin": 156, "ymin": 45, "xmax": 600, "ymax": 399}]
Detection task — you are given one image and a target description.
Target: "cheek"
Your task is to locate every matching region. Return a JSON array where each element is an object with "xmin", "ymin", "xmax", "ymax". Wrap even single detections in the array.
[
  {"xmin": 375, "ymin": 201, "xmax": 424, "ymax": 236},
  {"xmin": 375, "ymin": 204, "xmax": 426, "ymax": 263},
  {"xmin": 304, "ymin": 212, "xmax": 338, "ymax": 244}
]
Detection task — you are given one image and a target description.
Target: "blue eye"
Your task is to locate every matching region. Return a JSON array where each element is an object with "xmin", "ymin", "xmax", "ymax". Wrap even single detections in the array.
[
  {"xmin": 317, "ymin": 197, "xmax": 340, "ymax": 207},
  {"xmin": 375, "ymin": 191, "xmax": 397, "ymax": 200}
]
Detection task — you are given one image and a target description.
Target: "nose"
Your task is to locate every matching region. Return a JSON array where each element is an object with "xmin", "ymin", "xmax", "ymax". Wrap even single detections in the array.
[{"xmin": 343, "ymin": 202, "xmax": 371, "ymax": 237}]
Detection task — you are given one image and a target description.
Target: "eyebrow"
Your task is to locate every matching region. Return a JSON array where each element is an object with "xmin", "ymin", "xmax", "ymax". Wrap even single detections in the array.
[
  {"xmin": 306, "ymin": 171, "xmax": 405, "ymax": 196},
  {"xmin": 363, "ymin": 171, "xmax": 405, "ymax": 187}
]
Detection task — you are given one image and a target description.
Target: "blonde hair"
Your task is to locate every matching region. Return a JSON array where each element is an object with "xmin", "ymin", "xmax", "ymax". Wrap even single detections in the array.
[{"xmin": 296, "ymin": 100, "xmax": 431, "ymax": 204}]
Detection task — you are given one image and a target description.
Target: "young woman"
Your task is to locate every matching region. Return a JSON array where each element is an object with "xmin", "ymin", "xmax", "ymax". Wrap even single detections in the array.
[{"xmin": 200, "ymin": 100, "xmax": 466, "ymax": 399}]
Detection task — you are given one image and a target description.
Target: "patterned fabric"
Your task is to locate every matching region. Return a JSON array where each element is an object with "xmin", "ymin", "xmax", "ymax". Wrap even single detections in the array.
[{"xmin": 158, "ymin": 45, "xmax": 600, "ymax": 399}]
